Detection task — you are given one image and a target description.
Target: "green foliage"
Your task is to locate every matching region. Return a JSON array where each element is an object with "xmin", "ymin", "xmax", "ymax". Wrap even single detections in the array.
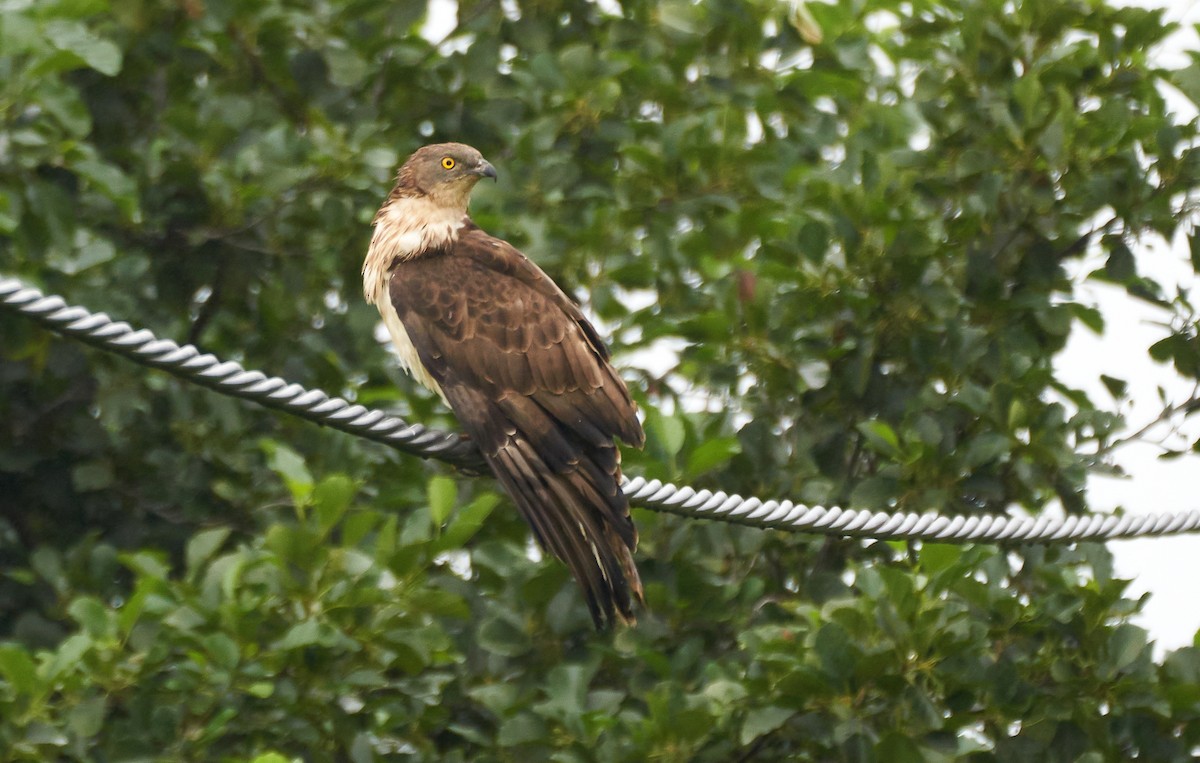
[{"xmin": 3, "ymin": 0, "xmax": 1200, "ymax": 758}]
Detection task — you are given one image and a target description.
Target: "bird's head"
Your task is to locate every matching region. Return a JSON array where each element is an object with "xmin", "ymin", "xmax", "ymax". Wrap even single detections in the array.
[{"xmin": 395, "ymin": 142, "xmax": 497, "ymax": 211}]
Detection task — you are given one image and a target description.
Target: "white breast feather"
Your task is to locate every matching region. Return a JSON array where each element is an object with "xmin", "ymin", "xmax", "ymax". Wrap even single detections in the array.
[
  {"xmin": 363, "ymin": 196, "xmax": 466, "ymax": 403},
  {"xmin": 378, "ymin": 294, "xmax": 446, "ymax": 402}
]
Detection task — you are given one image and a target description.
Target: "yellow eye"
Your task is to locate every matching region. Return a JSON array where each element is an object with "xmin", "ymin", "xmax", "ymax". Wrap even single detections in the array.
[{"xmin": 441, "ymin": 156, "xmax": 456, "ymax": 170}]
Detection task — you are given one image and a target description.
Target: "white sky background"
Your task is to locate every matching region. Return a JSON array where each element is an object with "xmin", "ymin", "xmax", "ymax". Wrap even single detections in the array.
[
  {"xmin": 1064, "ymin": 0, "xmax": 1200, "ymax": 654},
  {"xmin": 422, "ymin": 0, "xmax": 1200, "ymax": 653}
]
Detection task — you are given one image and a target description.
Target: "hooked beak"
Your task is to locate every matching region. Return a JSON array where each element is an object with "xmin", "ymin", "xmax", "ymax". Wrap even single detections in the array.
[{"xmin": 474, "ymin": 159, "xmax": 498, "ymax": 181}]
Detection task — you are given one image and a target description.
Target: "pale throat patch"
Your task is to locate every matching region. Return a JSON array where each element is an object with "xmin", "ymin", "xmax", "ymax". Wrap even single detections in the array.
[{"xmin": 362, "ymin": 195, "xmax": 466, "ymax": 402}]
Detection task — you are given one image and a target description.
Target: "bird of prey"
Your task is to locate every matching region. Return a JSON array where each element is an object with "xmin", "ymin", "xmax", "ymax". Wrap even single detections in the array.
[{"xmin": 362, "ymin": 142, "xmax": 645, "ymax": 628}]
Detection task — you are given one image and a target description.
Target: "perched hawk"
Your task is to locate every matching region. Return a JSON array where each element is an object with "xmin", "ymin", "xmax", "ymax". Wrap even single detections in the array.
[{"xmin": 362, "ymin": 143, "xmax": 645, "ymax": 628}]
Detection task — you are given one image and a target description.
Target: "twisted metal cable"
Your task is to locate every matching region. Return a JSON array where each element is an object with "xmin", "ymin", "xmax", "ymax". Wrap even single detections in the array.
[
  {"xmin": 0, "ymin": 277, "xmax": 486, "ymax": 471},
  {"xmin": 622, "ymin": 477, "xmax": 1200, "ymax": 541},
  {"xmin": 5, "ymin": 275, "xmax": 1200, "ymax": 544}
]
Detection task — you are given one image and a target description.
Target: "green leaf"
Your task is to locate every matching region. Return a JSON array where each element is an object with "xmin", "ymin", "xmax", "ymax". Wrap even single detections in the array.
[
  {"xmin": 647, "ymin": 408, "xmax": 686, "ymax": 459},
  {"xmin": 333, "ymin": 548, "xmax": 374, "ymax": 577},
  {"xmin": 685, "ymin": 436, "xmax": 741, "ymax": 476},
  {"xmin": 46, "ymin": 633, "xmax": 91, "ymax": 681},
  {"xmin": 203, "ymin": 633, "xmax": 240, "ymax": 669},
  {"xmin": 262, "ymin": 441, "xmax": 313, "ymax": 506},
  {"xmin": 856, "ymin": 420, "xmax": 901, "ymax": 458},
  {"xmin": 740, "ymin": 706, "xmax": 793, "ymax": 745},
  {"xmin": 788, "ymin": 0, "xmax": 823, "ymax": 43},
  {"xmin": 1164, "ymin": 646, "xmax": 1200, "ymax": 688},
  {"xmin": 363, "ymin": 147, "xmax": 399, "ymax": 169},
  {"xmin": 703, "ymin": 678, "xmax": 749, "ymax": 710},
  {"xmin": 1105, "ymin": 624, "xmax": 1147, "ymax": 673},
  {"xmin": 0, "ymin": 645, "xmax": 39, "ymax": 696},
  {"xmin": 73, "ymin": 158, "xmax": 137, "ymax": 217},
  {"xmin": 1104, "ymin": 238, "xmax": 1136, "ymax": 282},
  {"xmin": 264, "ymin": 524, "xmax": 319, "ymax": 568},
  {"xmin": 0, "ymin": 11, "xmax": 40, "ymax": 58},
  {"xmin": 533, "ymin": 664, "xmax": 591, "ymax": 733},
  {"xmin": 469, "ymin": 683, "xmax": 521, "ymax": 715},
  {"xmin": 658, "ymin": 0, "xmax": 700, "ymax": 35},
  {"xmin": 875, "ymin": 732, "xmax": 927, "ymax": 763},
  {"xmin": 186, "ymin": 527, "xmax": 231, "ymax": 579},
  {"xmin": 963, "ymin": 433, "xmax": 1010, "ymax": 467},
  {"xmin": 815, "ymin": 623, "xmax": 857, "ymax": 683},
  {"xmin": 1100, "ymin": 375, "xmax": 1127, "ymax": 399},
  {"xmin": 1149, "ymin": 335, "xmax": 1179, "ymax": 363},
  {"xmin": 325, "ymin": 45, "xmax": 368, "ymax": 87},
  {"xmin": 121, "ymin": 551, "xmax": 170, "ymax": 580},
  {"xmin": 51, "ymin": 230, "xmax": 118, "ymax": 275},
  {"xmin": 40, "ymin": 0, "xmax": 110, "ymax": 17},
  {"xmin": 67, "ymin": 696, "xmax": 107, "ymax": 739},
  {"xmin": 497, "ymin": 713, "xmax": 547, "ymax": 746},
  {"xmin": 1069, "ymin": 302, "xmax": 1105, "ymax": 334},
  {"xmin": 374, "ymin": 515, "xmax": 398, "ymax": 561},
  {"xmin": 42, "ymin": 20, "xmax": 122, "ymax": 75},
  {"xmin": 342, "ymin": 511, "xmax": 380, "ymax": 548},
  {"xmin": 918, "ymin": 543, "xmax": 961, "ymax": 574},
  {"xmin": 850, "ymin": 476, "xmax": 897, "ymax": 509},
  {"xmin": 71, "ymin": 460, "xmax": 113, "ymax": 491},
  {"xmin": 1170, "ymin": 58, "xmax": 1200, "ymax": 107},
  {"xmin": 428, "ymin": 475, "xmax": 458, "ymax": 527},
  {"xmin": 435, "ymin": 492, "xmax": 500, "ymax": 551},
  {"xmin": 31, "ymin": 547, "xmax": 66, "ymax": 592},
  {"xmin": 477, "ymin": 614, "xmax": 532, "ymax": 657},
  {"xmin": 67, "ymin": 596, "xmax": 112, "ymax": 640},
  {"xmin": 314, "ymin": 474, "xmax": 357, "ymax": 532},
  {"xmin": 0, "ymin": 189, "xmax": 19, "ymax": 234},
  {"xmin": 275, "ymin": 619, "xmax": 322, "ymax": 650}
]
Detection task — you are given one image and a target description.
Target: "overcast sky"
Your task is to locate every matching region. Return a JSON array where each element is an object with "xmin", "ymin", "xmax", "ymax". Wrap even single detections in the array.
[{"xmin": 1060, "ymin": 0, "xmax": 1200, "ymax": 654}]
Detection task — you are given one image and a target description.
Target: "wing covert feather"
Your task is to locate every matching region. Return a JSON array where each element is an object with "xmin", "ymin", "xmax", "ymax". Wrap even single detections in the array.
[
  {"xmin": 387, "ymin": 226, "xmax": 644, "ymax": 627},
  {"xmin": 390, "ymin": 228, "xmax": 643, "ymax": 448}
]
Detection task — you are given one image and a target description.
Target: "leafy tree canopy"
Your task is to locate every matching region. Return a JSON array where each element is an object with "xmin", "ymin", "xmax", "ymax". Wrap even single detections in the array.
[{"xmin": 3, "ymin": 0, "xmax": 1200, "ymax": 759}]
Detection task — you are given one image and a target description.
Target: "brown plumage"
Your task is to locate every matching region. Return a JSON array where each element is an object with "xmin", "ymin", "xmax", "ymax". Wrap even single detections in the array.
[{"xmin": 362, "ymin": 143, "xmax": 645, "ymax": 628}]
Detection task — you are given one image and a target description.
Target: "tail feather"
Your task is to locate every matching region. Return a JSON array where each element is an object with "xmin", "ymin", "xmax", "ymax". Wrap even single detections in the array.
[
  {"xmin": 499, "ymin": 394, "xmax": 636, "ymax": 547},
  {"xmin": 490, "ymin": 438, "xmax": 641, "ymax": 628},
  {"xmin": 443, "ymin": 382, "xmax": 642, "ymax": 629}
]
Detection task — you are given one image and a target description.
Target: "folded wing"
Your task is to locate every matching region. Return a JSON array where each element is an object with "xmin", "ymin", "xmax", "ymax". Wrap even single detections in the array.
[{"xmin": 389, "ymin": 225, "xmax": 645, "ymax": 627}]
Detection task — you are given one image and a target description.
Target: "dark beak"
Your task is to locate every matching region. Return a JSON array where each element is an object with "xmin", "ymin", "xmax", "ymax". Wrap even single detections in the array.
[{"xmin": 474, "ymin": 160, "xmax": 498, "ymax": 181}]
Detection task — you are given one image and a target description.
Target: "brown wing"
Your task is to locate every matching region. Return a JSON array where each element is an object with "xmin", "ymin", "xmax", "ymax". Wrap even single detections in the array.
[{"xmin": 389, "ymin": 224, "xmax": 645, "ymax": 628}]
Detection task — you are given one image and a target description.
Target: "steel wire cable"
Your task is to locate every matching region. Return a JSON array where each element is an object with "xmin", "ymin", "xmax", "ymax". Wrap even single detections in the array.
[{"xmin": 5, "ymin": 276, "xmax": 1198, "ymax": 543}]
